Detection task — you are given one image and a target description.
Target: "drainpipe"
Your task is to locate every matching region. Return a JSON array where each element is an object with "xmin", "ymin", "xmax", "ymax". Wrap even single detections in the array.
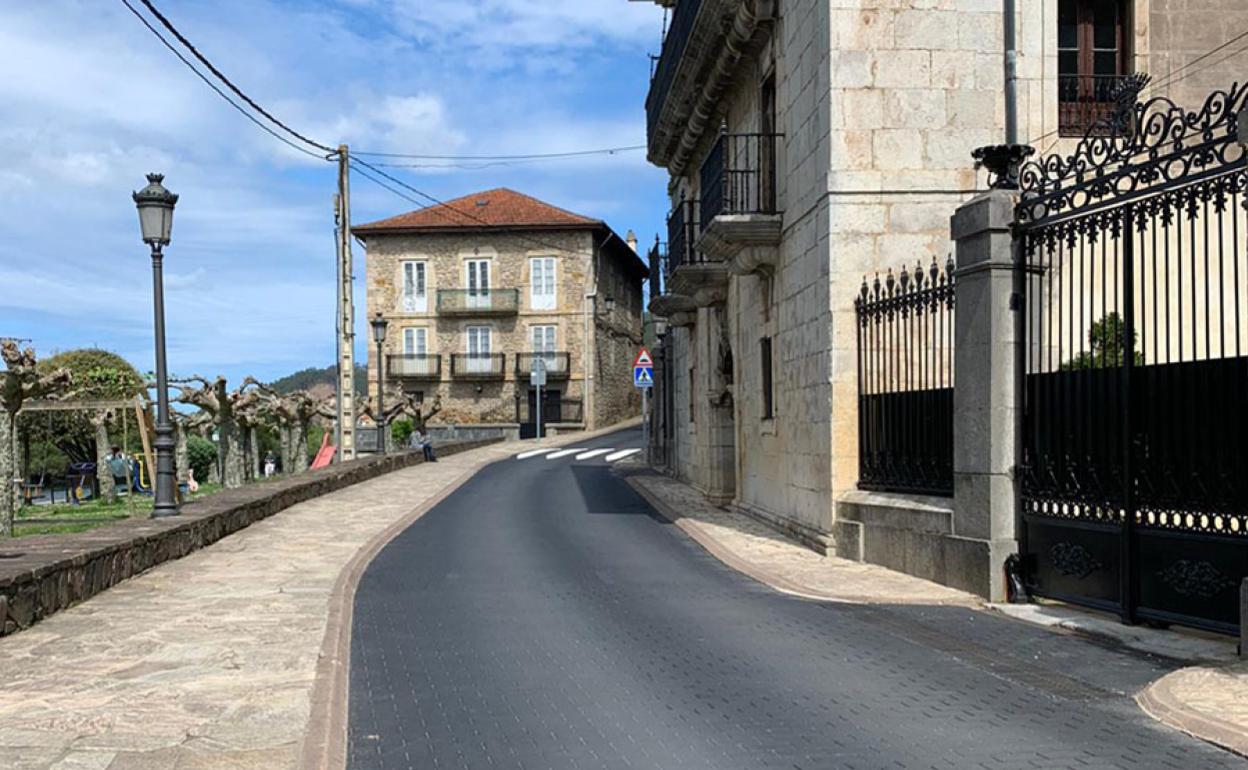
[{"xmin": 1003, "ymin": 0, "xmax": 1019, "ymax": 145}]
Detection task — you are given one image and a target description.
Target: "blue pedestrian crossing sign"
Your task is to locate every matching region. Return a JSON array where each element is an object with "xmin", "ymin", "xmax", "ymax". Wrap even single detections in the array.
[{"xmin": 633, "ymin": 348, "xmax": 654, "ymax": 389}]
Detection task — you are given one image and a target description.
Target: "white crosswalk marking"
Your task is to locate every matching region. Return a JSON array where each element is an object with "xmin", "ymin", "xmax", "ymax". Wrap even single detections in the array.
[
  {"xmin": 516, "ymin": 448, "xmax": 556, "ymax": 460},
  {"xmin": 574, "ymin": 449, "xmax": 613, "ymax": 460},
  {"xmin": 604, "ymin": 448, "xmax": 642, "ymax": 462},
  {"xmin": 545, "ymin": 448, "xmax": 586, "ymax": 459}
]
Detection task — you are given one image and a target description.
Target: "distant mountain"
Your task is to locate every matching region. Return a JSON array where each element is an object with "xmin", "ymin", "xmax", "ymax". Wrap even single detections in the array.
[{"xmin": 269, "ymin": 365, "xmax": 367, "ymax": 396}]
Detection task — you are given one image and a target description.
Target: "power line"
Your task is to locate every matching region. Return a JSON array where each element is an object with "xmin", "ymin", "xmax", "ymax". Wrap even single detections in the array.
[
  {"xmin": 118, "ymin": 0, "xmax": 328, "ymax": 160},
  {"xmin": 352, "ymin": 145, "xmax": 646, "ymax": 161},
  {"xmin": 133, "ymin": 0, "xmax": 336, "ymax": 155},
  {"xmin": 1146, "ymin": 28, "xmax": 1248, "ymax": 93}
]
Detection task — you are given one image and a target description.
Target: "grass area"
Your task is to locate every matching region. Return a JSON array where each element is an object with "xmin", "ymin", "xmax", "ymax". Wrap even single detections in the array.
[{"xmin": 13, "ymin": 483, "xmax": 226, "ymax": 538}]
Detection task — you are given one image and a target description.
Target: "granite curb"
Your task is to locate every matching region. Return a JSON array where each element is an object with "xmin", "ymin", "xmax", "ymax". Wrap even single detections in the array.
[{"xmin": 1137, "ymin": 666, "xmax": 1248, "ymax": 758}]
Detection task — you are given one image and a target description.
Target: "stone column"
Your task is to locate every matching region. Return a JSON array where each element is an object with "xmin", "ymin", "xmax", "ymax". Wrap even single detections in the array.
[
  {"xmin": 949, "ymin": 190, "xmax": 1022, "ymax": 601},
  {"xmin": 700, "ymin": 305, "xmax": 736, "ymax": 504}
]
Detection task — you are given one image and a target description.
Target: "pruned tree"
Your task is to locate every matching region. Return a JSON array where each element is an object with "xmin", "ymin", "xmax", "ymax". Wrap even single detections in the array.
[
  {"xmin": 168, "ymin": 376, "xmax": 245, "ymax": 489},
  {"xmin": 243, "ymin": 378, "xmax": 325, "ymax": 473},
  {"xmin": 358, "ymin": 390, "xmax": 443, "ymax": 448},
  {"xmin": 90, "ymin": 409, "xmax": 117, "ymax": 502},
  {"xmin": 1, "ymin": 342, "xmax": 72, "ymax": 536}
]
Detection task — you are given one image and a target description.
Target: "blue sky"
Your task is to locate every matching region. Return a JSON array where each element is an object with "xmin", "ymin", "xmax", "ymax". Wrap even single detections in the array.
[{"xmin": 0, "ymin": 0, "xmax": 668, "ymax": 384}]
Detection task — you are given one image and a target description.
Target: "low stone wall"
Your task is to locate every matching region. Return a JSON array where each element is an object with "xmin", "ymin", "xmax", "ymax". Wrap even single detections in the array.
[
  {"xmin": 425, "ymin": 423, "xmax": 520, "ymax": 443},
  {"xmin": 0, "ymin": 439, "xmax": 499, "ymax": 637}
]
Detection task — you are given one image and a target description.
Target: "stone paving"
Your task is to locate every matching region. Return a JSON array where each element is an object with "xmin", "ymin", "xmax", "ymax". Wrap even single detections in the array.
[
  {"xmin": 624, "ymin": 467, "xmax": 980, "ymax": 607},
  {"xmin": 0, "ymin": 439, "xmax": 530, "ymax": 770}
]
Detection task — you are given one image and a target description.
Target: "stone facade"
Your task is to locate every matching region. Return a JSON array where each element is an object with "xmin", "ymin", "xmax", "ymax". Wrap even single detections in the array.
[
  {"xmin": 358, "ymin": 193, "xmax": 646, "ymax": 434},
  {"xmin": 644, "ymin": 0, "xmax": 1248, "ymax": 594}
]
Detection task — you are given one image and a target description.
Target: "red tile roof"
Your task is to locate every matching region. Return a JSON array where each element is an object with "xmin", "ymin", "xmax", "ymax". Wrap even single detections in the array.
[{"xmin": 353, "ymin": 188, "xmax": 603, "ymax": 234}]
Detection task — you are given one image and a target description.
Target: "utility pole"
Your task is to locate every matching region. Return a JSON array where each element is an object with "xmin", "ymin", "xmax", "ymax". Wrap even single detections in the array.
[{"xmin": 335, "ymin": 144, "xmax": 358, "ymax": 461}]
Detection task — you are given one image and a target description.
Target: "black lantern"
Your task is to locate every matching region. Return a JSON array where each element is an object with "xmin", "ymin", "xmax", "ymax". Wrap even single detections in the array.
[{"xmin": 133, "ymin": 173, "xmax": 178, "ymax": 246}]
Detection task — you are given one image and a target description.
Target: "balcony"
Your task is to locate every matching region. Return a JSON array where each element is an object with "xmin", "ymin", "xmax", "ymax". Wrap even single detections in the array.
[
  {"xmin": 697, "ymin": 131, "xmax": 783, "ymax": 274},
  {"xmin": 665, "ymin": 198, "xmax": 727, "ymax": 308},
  {"xmin": 450, "ymin": 353, "xmax": 506, "ymax": 380},
  {"xmin": 387, "ymin": 354, "xmax": 441, "ymax": 380},
  {"xmin": 645, "ymin": 0, "xmax": 776, "ymax": 172},
  {"xmin": 436, "ymin": 289, "xmax": 520, "ymax": 316},
  {"xmin": 646, "ymin": 0, "xmax": 704, "ymax": 144},
  {"xmin": 515, "ymin": 352, "xmax": 572, "ymax": 379},
  {"xmin": 1059, "ymin": 74, "xmax": 1131, "ymax": 137}
]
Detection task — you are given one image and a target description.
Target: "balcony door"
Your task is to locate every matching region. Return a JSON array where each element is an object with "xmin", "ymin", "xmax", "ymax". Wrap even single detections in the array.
[
  {"xmin": 401, "ymin": 261, "xmax": 427, "ymax": 313},
  {"xmin": 467, "ymin": 325, "xmax": 492, "ymax": 373},
  {"xmin": 466, "ymin": 259, "xmax": 491, "ymax": 310},
  {"xmin": 532, "ymin": 325, "xmax": 557, "ymax": 373},
  {"xmin": 1058, "ymin": 0, "xmax": 1127, "ymax": 136},
  {"xmin": 760, "ymin": 72, "xmax": 777, "ymax": 212},
  {"xmin": 402, "ymin": 327, "xmax": 431, "ymax": 376}
]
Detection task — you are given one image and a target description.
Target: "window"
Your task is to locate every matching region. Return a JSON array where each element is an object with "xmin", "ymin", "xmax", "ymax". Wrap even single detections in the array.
[
  {"xmin": 466, "ymin": 326, "xmax": 492, "ymax": 373},
  {"xmin": 466, "ymin": 259, "xmax": 491, "ymax": 309},
  {"xmin": 1058, "ymin": 0, "xmax": 1128, "ymax": 136},
  {"xmin": 532, "ymin": 325, "xmax": 558, "ymax": 373},
  {"xmin": 530, "ymin": 257, "xmax": 557, "ymax": 310},
  {"xmin": 401, "ymin": 261, "xmax": 427, "ymax": 312},
  {"xmin": 760, "ymin": 337, "xmax": 774, "ymax": 420},
  {"xmin": 402, "ymin": 327, "xmax": 428, "ymax": 356}
]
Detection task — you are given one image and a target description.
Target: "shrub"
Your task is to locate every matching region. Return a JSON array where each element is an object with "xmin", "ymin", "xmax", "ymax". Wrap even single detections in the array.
[
  {"xmin": 390, "ymin": 418, "xmax": 414, "ymax": 447},
  {"xmin": 186, "ymin": 435, "xmax": 217, "ymax": 483}
]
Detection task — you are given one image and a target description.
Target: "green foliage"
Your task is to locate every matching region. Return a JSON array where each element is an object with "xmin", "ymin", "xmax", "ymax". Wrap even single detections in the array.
[
  {"xmin": 187, "ymin": 434, "xmax": 217, "ymax": 483},
  {"xmin": 22, "ymin": 349, "xmax": 145, "ymax": 466},
  {"xmin": 390, "ymin": 418, "xmax": 414, "ymax": 447},
  {"xmin": 307, "ymin": 423, "xmax": 326, "ymax": 460},
  {"xmin": 1062, "ymin": 313, "xmax": 1144, "ymax": 370},
  {"xmin": 269, "ymin": 364, "xmax": 367, "ymax": 395}
]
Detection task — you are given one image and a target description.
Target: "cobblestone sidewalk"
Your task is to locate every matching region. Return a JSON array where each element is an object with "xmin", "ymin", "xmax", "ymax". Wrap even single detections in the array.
[
  {"xmin": 0, "ymin": 425, "xmax": 634, "ymax": 770},
  {"xmin": 625, "ymin": 465, "xmax": 1248, "ymax": 760}
]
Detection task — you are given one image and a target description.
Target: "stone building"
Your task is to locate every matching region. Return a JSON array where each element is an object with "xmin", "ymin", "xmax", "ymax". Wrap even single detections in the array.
[
  {"xmin": 355, "ymin": 188, "xmax": 647, "ymax": 438},
  {"xmin": 641, "ymin": 0, "xmax": 1248, "ymax": 597}
]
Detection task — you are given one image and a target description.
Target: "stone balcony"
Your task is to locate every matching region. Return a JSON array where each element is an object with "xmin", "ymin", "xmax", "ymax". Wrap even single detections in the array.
[
  {"xmin": 665, "ymin": 198, "xmax": 727, "ymax": 308},
  {"xmin": 696, "ymin": 130, "xmax": 783, "ymax": 276}
]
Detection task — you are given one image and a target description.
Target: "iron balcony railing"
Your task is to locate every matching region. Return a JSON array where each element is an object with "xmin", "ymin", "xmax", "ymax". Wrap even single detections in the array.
[
  {"xmin": 515, "ymin": 352, "xmax": 571, "ymax": 379},
  {"xmin": 436, "ymin": 288, "xmax": 520, "ymax": 315},
  {"xmin": 700, "ymin": 131, "xmax": 782, "ymax": 231},
  {"xmin": 449, "ymin": 353, "xmax": 506, "ymax": 379},
  {"xmin": 387, "ymin": 354, "xmax": 441, "ymax": 379},
  {"xmin": 646, "ymin": 0, "xmax": 704, "ymax": 141},
  {"xmin": 1059, "ymin": 74, "xmax": 1131, "ymax": 136},
  {"xmin": 665, "ymin": 197, "xmax": 702, "ymax": 281}
]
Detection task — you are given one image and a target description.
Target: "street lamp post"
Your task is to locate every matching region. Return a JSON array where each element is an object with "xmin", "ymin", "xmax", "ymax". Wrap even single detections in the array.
[
  {"xmin": 370, "ymin": 313, "xmax": 389, "ymax": 453},
  {"xmin": 133, "ymin": 173, "xmax": 179, "ymax": 517}
]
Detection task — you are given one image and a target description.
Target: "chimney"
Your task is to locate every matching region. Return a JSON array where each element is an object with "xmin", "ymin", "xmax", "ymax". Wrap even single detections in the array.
[{"xmin": 626, "ymin": 229, "xmax": 638, "ymax": 253}]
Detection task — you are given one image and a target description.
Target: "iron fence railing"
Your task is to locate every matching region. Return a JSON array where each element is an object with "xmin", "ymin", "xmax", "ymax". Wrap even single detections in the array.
[
  {"xmin": 1059, "ymin": 74, "xmax": 1131, "ymax": 136},
  {"xmin": 436, "ymin": 289, "xmax": 520, "ymax": 315},
  {"xmin": 515, "ymin": 352, "xmax": 571, "ymax": 378},
  {"xmin": 646, "ymin": 0, "xmax": 704, "ymax": 140},
  {"xmin": 855, "ymin": 258, "xmax": 956, "ymax": 497},
  {"xmin": 700, "ymin": 131, "xmax": 782, "ymax": 230},
  {"xmin": 449, "ymin": 353, "xmax": 506, "ymax": 379},
  {"xmin": 387, "ymin": 354, "xmax": 441, "ymax": 379}
]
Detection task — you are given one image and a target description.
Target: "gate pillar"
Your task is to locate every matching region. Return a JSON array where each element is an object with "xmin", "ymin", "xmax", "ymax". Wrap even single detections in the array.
[{"xmin": 949, "ymin": 190, "xmax": 1022, "ymax": 601}]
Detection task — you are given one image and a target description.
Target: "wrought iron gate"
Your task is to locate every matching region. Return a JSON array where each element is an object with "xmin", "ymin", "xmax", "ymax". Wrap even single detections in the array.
[{"xmin": 1016, "ymin": 82, "xmax": 1248, "ymax": 634}]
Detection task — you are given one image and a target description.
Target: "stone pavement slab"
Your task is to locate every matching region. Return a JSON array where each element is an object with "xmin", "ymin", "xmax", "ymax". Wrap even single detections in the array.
[
  {"xmin": 1139, "ymin": 662, "xmax": 1248, "ymax": 757},
  {"xmin": 624, "ymin": 468, "xmax": 981, "ymax": 607},
  {"xmin": 0, "ymin": 426, "xmax": 631, "ymax": 770}
]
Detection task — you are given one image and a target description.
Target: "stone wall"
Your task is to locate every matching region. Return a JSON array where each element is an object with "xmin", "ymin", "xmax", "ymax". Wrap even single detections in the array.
[{"xmin": 0, "ymin": 440, "xmax": 499, "ymax": 637}]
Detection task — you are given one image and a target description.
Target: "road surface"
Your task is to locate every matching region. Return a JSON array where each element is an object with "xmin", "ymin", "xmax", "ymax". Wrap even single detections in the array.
[{"xmin": 349, "ymin": 426, "xmax": 1237, "ymax": 769}]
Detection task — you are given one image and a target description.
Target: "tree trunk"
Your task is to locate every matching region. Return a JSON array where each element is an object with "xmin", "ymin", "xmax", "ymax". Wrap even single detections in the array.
[
  {"xmin": 278, "ymin": 423, "xmax": 293, "ymax": 475},
  {"xmin": 249, "ymin": 426, "xmax": 260, "ymax": 480},
  {"xmin": 95, "ymin": 417, "xmax": 115, "ymax": 503},
  {"xmin": 293, "ymin": 422, "xmax": 310, "ymax": 473},
  {"xmin": 220, "ymin": 418, "xmax": 245, "ymax": 489},
  {"xmin": 175, "ymin": 420, "xmax": 188, "ymax": 486},
  {"xmin": 0, "ymin": 412, "xmax": 15, "ymax": 537}
]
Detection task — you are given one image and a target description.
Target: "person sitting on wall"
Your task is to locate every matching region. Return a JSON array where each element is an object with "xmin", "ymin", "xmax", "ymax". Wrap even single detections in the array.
[{"xmin": 410, "ymin": 428, "xmax": 437, "ymax": 462}]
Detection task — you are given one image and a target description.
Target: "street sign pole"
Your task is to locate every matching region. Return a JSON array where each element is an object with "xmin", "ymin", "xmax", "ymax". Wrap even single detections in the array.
[
  {"xmin": 531, "ymin": 357, "xmax": 547, "ymax": 442},
  {"xmin": 634, "ymin": 347, "xmax": 655, "ymax": 463}
]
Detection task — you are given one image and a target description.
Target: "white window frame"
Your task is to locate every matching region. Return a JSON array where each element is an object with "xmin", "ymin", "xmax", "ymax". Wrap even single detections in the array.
[
  {"xmin": 466, "ymin": 325, "xmax": 492, "ymax": 373},
  {"xmin": 401, "ymin": 261, "xmax": 427, "ymax": 313},
  {"xmin": 532, "ymin": 324, "xmax": 558, "ymax": 373},
  {"xmin": 529, "ymin": 257, "xmax": 557, "ymax": 311},
  {"xmin": 466, "ymin": 259, "xmax": 491, "ymax": 310},
  {"xmin": 403, "ymin": 327, "xmax": 428, "ymax": 356}
]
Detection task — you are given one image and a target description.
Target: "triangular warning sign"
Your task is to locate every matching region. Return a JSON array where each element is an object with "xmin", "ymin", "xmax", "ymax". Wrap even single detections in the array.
[{"xmin": 634, "ymin": 348, "xmax": 653, "ymax": 367}]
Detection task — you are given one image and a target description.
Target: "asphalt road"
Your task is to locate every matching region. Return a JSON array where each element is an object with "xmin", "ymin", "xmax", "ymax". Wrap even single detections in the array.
[{"xmin": 348, "ymin": 427, "xmax": 1239, "ymax": 770}]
